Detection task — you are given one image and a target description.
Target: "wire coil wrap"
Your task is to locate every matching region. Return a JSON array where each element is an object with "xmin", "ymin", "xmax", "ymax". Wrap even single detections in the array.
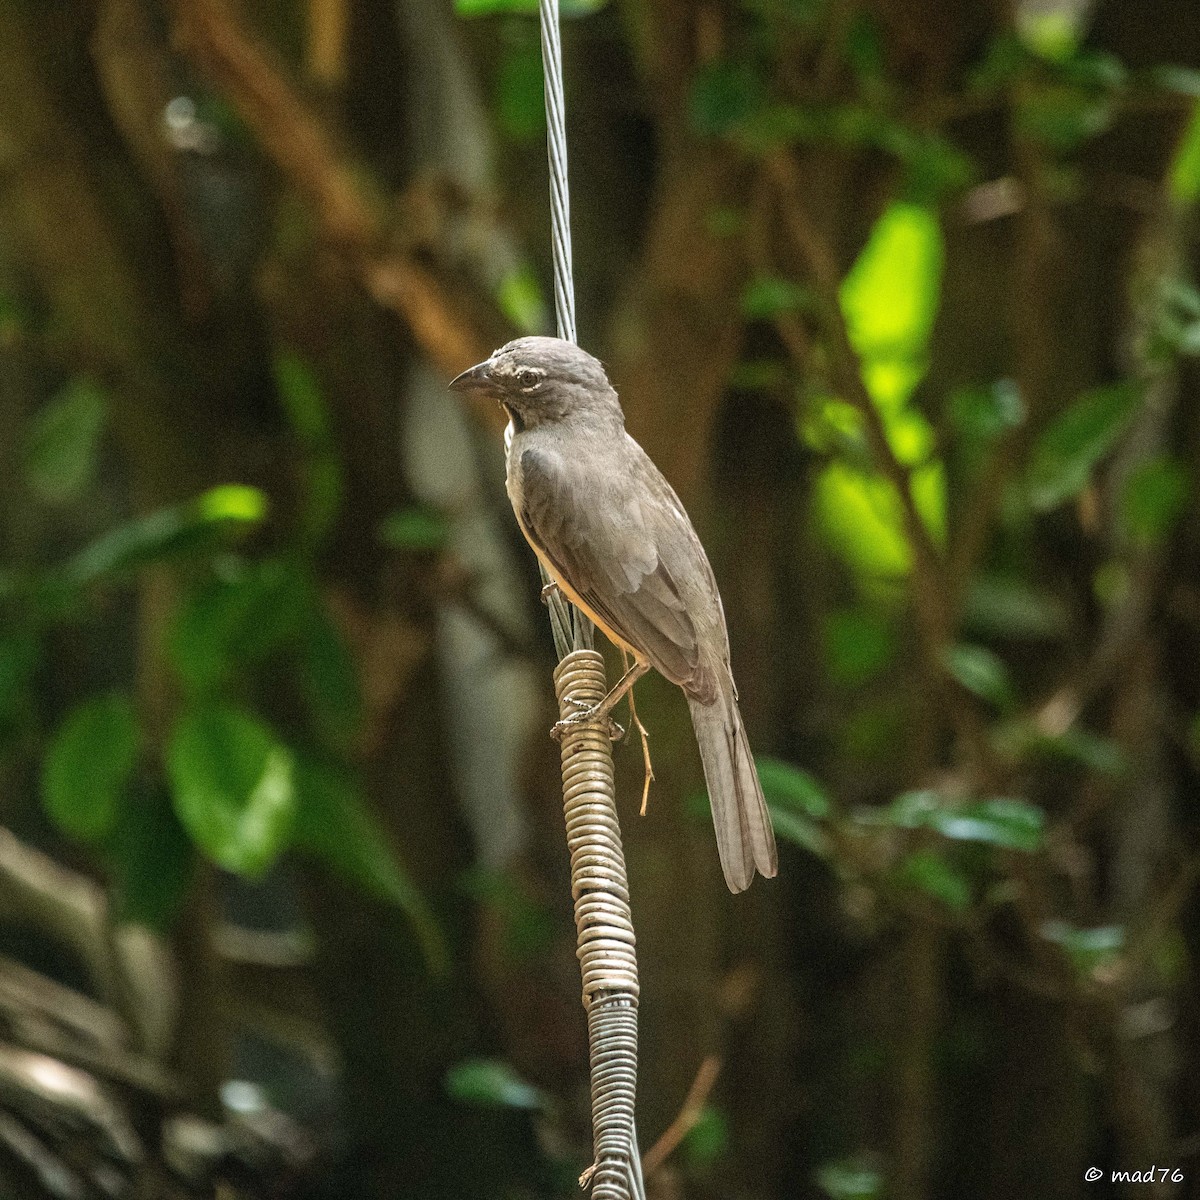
[{"xmin": 554, "ymin": 651, "xmax": 640, "ymax": 1199}]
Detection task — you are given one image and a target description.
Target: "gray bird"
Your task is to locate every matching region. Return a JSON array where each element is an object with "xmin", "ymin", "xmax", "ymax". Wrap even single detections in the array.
[{"xmin": 451, "ymin": 336, "xmax": 778, "ymax": 892}]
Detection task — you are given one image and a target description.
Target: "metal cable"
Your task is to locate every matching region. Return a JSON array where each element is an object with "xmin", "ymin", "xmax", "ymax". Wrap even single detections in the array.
[
  {"xmin": 553, "ymin": 652, "xmax": 641, "ymax": 1200},
  {"xmin": 538, "ymin": 0, "xmax": 593, "ymax": 655},
  {"xmin": 536, "ymin": 6, "xmax": 640, "ymax": 1195}
]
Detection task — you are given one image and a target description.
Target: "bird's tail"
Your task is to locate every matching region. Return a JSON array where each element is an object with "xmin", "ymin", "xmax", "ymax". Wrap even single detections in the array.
[{"xmin": 688, "ymin": 685, "xmax": 778, "ymax": 893}]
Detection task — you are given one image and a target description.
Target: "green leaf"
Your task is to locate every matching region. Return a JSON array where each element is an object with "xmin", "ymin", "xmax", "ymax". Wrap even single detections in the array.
[
  {"xmin": 883, "ymin": 792, "xmax": 1045, "ymax": 851},
  {"xmin": 1016, "ymin": 7, "xmax": 1084, "ymax": 62},
  {"xmin": 56, "ymin": 486, "xmax": 268, "ymax": 592},
  {"xmin": 293, "ymin": 758, "xmax": 444, "ymax": 970},
  {"xmin": 816, "ymin": 1156, "xmax": 884, "ymax": 1200},
  {"xmin": 756, "ymin": 757, "xmax": 831, "ymax": 818},
  {"xmin": 1017, "ymin": 86, "xmax": 1112, "ymax": 151},
  {"xmin": 0, "ymin": 632, "xmax": 37, "ymax": 736},
  {"xmin": 949, "ymin": 380, "xmax": 1024, "ymax": 444},
  {"xmin": 107, "ymin": 787, "xmax": 195, "ymax": 930},
  {"xmin": 740, "ymin": 275, "xmax": 813, "ymax": 319},
  {"xmin": 1148, "ymin": 66, "xmax": 1200, "ymax": 97},
  {"xmin": 769, "ymin": 807, "xmax": 831, "ymax": 858},
  {"xmin": 169, "ymin": 558, "xmax": 308, "ymax": 696},
  {"xmin": 456, "ymin": 0, "xmax": 606, "ymax": 14},
  {"xmin": 167, "ymin": 705, "xmax": 295, "ymax": 877},
  {"xmin": 823, "ymin": 608, "xmax": 896, "ymax": 686},
  {"xmin": 273, "ymin": 353, "xmax": 330, "ymax": 445},
  {"xmin": 941, "ymin": 643, "xmax": 1016, "ymax": 710},
  {"xmin": 689, "ymin": 62, "xmax": 763, "ymax": 137},
  {"xmin": 815, "ymin": 463, "xmax": 912, "ymax": 578},
  {"xmin": 1120, "ymin": 456, "xmax": 1189, "ymax": 548},
  {"xmin": 939, "ymin": 797, "xmax": 1045, "ymax": 852},
  {"xmin": 1026, "ymin": 382, "xmax": 1141, "ymax": 511},
  {"xmin": 896, "ymin": 849, "xmax": 971, "ymax": 911},
  {"xmin": 299, "ymin": 606, "xmax": 363, "ymax": 747},
  {"xmin": 1042, "ymin": 921, "xmax": 1124, "ymax": 975},
  {"xmin": 682, "ymin": 1105, "xmax": 729, "ymax": 1170},
  {"xmin": 378, "ymin": 506, "xmax": 449, "ymax": 552},
  {"xmin": 24, "ymin": 377, "xmax": 107, "ymax": 504},
  {"xmin": 1019, "ymin": 726, "xmax": 1126, "ymax": 775},
  {"xmin": 840, "ymin": 203, "xmax": 943, "ymax": 408},
  {"xmin": 496, "ymin": 41, "xmax": 546, "ymax": 142},
  {"xmin": 1169, "ymin": 101, "xmax": 1200, "ymax": 206},
  {"xmin": 445, "ymin": 1058, "xmax": 544, "ymax": 1109},
  {"xmin": 496, "ymin": 265, "xmax": 547, "ymax": 333},
  {"xmin": 273, "ymin": 355, "xmax": 341, "ymax": 545},
  {"xmin": 42, "ymin": 694, "xmax": 139, "ymax": 843},
  {"xmin": 963, "ymin": 574, "xmax": 1069, "ymax": 640}
]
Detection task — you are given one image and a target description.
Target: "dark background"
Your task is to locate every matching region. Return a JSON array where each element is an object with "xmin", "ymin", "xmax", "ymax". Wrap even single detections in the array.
[{"xmin": 2, "ymin": 1, "xmax": 1200, "ymax": 1197}]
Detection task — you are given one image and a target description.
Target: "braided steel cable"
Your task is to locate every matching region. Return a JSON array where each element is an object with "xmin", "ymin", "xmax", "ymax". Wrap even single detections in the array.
[{"xmin": 538, "ymin": 0, "xmax": 593, "ymax": 656}]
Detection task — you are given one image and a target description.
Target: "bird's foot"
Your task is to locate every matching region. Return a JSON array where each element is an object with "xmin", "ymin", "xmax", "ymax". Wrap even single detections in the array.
[
  {"xmin": 551, "ymin": 699, "xmax": 624, "ymax": 742},
  {"xmin": 540, "ymin": 581, "xmax": 562, "ymax": 605}
]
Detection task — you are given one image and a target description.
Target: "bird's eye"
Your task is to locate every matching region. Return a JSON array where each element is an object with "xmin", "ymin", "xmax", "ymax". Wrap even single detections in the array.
[{"xmin": 516, "ymin": 369, "xmax": 540, "ymax": 390}]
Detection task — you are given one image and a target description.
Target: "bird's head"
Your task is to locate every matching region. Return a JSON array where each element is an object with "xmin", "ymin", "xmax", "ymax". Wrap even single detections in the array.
[{"xmin": 449, "ymin": 336, "xmax": 622, "ymax": 432}]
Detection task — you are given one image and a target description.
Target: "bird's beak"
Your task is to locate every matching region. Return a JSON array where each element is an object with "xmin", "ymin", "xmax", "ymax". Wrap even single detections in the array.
[{"xmin": 449, "ymin": 357, "xmax": 495, "ymax": 394}]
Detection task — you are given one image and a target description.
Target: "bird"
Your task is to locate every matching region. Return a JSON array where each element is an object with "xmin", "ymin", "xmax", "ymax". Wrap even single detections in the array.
[{"xmin": 450, "ymin": 336, "xmax": 778, "ymax": 893}]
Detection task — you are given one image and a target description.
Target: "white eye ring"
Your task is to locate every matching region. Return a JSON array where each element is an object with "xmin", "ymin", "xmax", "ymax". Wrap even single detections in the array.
[{"xmin": 516, "ymin": 369, "xmax": 540, "ymax": 390}]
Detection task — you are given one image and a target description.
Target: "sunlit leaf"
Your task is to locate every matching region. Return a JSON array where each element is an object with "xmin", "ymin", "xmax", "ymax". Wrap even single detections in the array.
[
  {"xmin": 445, "ymin": 1058, "xmax": 544, "ymax": 1109},
  {"xmin": 1168, "ymin": 100, "xmax": 1200, "ymax": 206},
  {"xmin": 24, "ymin": 377, "xmax": 107, "ymax": 504},
  {"xmin": 840, "ymin": 203, "xmax": 943, "ymax": 409},
  {"xmin": 816, "ymin": 463, "xmax": 912, "ymax": 577},
  {"xmin": 1026, "ymin": 382, "xmax": 1141, "ymax": 511},
  {"xmin": 167, "ymin": 704, "xmax": 295, "ymax": 877},
  {"xmin": 1017, "ymin": 7, "xmax": 1084, "ymax": 62},
  {"xmin": 56, "ymin": 486, "xmax": 268, "ymax": 592},
  {"xmin": 942, "ymin": 643, "xmax": 1016, "ymax": 710},
  {"xmin": 42, "ymin": 694, "xmax": 139, "ymax": 843},
  {"xmin": 293, "ymin": 757, "xmax": 443, "ymax": 969}
]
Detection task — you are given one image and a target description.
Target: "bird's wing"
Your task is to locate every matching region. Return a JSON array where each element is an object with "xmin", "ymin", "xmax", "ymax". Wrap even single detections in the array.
[{"xmin": 516, "ymin": 443, "xmax": 718, "ymax": 702}]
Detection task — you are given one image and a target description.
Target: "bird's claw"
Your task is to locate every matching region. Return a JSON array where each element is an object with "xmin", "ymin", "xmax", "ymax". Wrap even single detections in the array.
[
  {"xmin": 540, "ymin": 581, "xmax": 562, "ymax": 605},
  {"xmin": 551, "ymin": 703, "xmax": 624, "ymax": 742}
]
